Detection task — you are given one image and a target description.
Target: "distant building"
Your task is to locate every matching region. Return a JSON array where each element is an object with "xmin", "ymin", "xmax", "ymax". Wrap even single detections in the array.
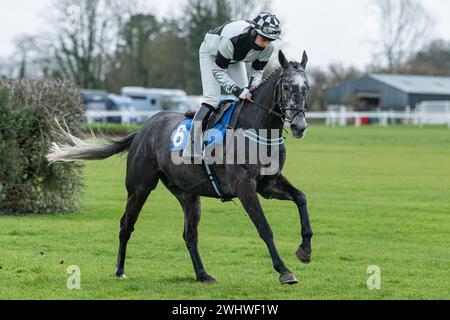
[{"xmin": 326, "ymin": 74, "xmax": 450, "ymax": 111}]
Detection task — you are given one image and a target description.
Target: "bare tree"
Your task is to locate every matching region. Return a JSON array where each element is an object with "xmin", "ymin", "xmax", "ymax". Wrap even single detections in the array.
[
  {"xmin": 48, "ymin": 0, "xmax": 114, "ymax": 88},
  {"xmin": 0, "ymin": 57, "xmax": 16, "ymax": 79},
  {"xmin": 372, "ymin": 0, "xmax": 435, "ymax": 72},
  {"xmin": 40, "ymin": 0, "xmax": 148, "ymax": 88},
  {"xmin": 11, "ymin": 35, "xmax": 53, "ymax": 79},
  {"xmin": 405, "ymin": 40, "xmax": 450, "ymax": 76},
  {"xmin": 0, "ymin": 35, "xmax": 45, "ymax": 79}
]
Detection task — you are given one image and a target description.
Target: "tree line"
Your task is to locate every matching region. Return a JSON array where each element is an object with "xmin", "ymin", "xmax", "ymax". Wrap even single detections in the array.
[
  {"xmin": 1, "ymin": 0, "xmax": 270, "ymax": 95},
  {"xmin": 1, "ymin": 0, "xmax": 450, "ymax": 110}
]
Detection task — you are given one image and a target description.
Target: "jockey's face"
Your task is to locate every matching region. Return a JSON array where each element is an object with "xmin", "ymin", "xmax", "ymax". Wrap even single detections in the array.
[{"xmin": 255, "ymin": 34, "xmax": 273, "ymax": 49}]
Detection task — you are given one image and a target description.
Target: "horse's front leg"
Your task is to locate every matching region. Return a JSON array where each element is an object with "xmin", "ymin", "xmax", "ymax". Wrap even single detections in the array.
[
  {"xmin": 236, "ymin": 177, "xmax": 298, "ymax": 285},
  {"xmin": 258, "ymin": 174, "xmax": 314, "ymax": 264}
]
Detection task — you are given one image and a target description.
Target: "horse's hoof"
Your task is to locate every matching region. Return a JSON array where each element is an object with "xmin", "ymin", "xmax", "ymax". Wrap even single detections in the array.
[
  {"xmin": 115, "ymin": 269, "xmax": 127, "ymax": 279},
  {"xmin": 296, "ymin": 246, "xmax": 312, "ymax": 264},
  {"xmin": 198, "ymin": 274, "xmax": 217, "ymax": 285},
  {"xmin": 116, "ymin": 274, "xmax": 127, "ymax": 280},
  {"xmin": 280, "ymin": 272, "xmax": 298, "ymax": 285}
]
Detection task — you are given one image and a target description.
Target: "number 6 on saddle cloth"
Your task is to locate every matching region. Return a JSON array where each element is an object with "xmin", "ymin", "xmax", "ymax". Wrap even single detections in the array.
[{"xmin": 170, "ymin": 100, "xmax": 238, "ymax": 153}]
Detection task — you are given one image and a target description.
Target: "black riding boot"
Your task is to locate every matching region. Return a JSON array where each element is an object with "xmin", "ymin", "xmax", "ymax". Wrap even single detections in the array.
[{"xmin": 182, "ymin": 103, "xmax": 215, "ymax": 161}]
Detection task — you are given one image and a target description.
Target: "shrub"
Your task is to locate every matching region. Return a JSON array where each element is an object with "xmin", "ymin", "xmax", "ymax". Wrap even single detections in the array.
[{"xmin": 0, "ymin": 79, "xmax": 84, "ymax": 215}]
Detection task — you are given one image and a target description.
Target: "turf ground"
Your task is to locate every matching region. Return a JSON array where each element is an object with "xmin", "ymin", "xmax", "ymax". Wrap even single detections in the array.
[{"xmin": 0, "ymin": 125, "xmax": 449, "ymax": 300}]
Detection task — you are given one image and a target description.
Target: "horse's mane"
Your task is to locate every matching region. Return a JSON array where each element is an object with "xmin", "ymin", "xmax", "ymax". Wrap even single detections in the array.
[{"xmin": 254, "ymin": 67, "xmax": 282, "ymax": 93}]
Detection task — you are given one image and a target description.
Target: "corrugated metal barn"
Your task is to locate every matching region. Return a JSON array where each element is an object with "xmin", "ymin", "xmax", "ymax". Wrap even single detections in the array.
[{"xmin": 326, "ymin": 74, "xmax": 450, "ymax": 111}]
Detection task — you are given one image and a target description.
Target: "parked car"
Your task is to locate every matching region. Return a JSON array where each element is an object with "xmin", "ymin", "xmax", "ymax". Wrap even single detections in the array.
[
  {"xmin": 106, "ymin": 94, "xmax": 138, "ymax": 125},
  {"xmin": 80, "ymin": 90, "xmax": 108, "ymax": 123}
]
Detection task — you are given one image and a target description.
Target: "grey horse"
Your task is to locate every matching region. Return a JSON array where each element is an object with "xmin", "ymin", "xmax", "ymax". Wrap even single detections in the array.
[{"xmin": 48, "ymin": 50, "xmax": 313, "ymax": 285}]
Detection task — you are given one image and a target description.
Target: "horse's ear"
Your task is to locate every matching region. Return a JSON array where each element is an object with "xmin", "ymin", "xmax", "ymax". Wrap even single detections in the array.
[
  {"xmin": 300, "ymin": 51, "xmax": 308, "ymax": 69},
  {"xmin": 278, "ymin": 50, "xmax": 289, "ymax": 69}
]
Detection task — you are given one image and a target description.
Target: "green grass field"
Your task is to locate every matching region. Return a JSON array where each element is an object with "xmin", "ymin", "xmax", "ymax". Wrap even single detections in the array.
[{"xmin": 1, "ymin": 125, "xmax": 449, "ymax": 300}]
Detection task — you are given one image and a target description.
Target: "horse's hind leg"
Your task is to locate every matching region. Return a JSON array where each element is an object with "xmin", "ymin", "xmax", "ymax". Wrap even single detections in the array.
[
  {"xmin": 115, "ymin": 164, "xmax": 159, "ymax": 278},
  {"xmin": 174, "ymin": 191, "xmax": 216, "ymax": 284}
]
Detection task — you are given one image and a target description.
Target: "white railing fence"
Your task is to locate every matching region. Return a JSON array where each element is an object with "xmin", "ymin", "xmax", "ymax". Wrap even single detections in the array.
[
  {"xmin": 85, "ymin": 111, "xmax": 160, "ymax": 125},
  {"xmin": 85, "ymin": 109, "xmax": 450, "ymax": 129},
  {"xmin": 311, "ymin": 110, "xmax": 450, "ymax": 128}
]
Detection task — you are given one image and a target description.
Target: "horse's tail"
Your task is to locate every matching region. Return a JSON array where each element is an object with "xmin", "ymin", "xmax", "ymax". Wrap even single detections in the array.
[{"xmin": 47, "ymin": 122, "xmax": 137, "ymax": 163}]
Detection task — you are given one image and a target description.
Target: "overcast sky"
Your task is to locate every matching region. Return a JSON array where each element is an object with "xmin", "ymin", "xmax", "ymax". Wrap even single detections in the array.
[{"xmin": 1, "ymin": 0, "xmax": 449, "ymax": 69}]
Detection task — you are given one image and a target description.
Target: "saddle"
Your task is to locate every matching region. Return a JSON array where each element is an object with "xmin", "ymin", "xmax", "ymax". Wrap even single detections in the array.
[
  {"xmin": 179, "ymin": 100, "xmax": 244, "ymax": 203},
  {"xmin": 184, "ymin": 100, "xmax": 238, "ymax": 131}
]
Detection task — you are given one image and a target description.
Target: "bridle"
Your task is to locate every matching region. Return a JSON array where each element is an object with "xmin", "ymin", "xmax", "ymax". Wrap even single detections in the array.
[{"xmin": 249, "ymin": 70, "xmax": 309, "ymax": 125}]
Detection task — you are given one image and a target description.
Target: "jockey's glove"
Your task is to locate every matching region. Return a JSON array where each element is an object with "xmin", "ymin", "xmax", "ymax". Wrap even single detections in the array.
[{"xmin": 232, "ymin": 86, "xmax": 252, "ymax": 100}]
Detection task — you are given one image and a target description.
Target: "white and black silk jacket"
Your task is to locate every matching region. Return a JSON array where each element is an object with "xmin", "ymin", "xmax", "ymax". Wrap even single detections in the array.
[{"xmin": 201, "ymin": 20, "xmax": 275, "ymax": 93}]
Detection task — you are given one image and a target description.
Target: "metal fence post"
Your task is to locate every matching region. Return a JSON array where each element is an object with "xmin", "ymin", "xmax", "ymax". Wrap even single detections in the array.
[
  {"xmin": 355, "ymin": 114, "xmax": 361, "ymax": 128},
  {"xmin": 339, "ymin": 106, "xmax": 347, "ymax": 127},
  {"xmin": 381, "ymin": 112, "xmax": 388, "ymax": 127}
]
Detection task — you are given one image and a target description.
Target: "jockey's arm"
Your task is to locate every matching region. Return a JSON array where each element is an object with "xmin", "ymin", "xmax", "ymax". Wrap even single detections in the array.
[
  {"xmin": 212, "ymin": 58, "xmax": 252, "ymax": 100},
  {"xmin": 211, "ymin": 53, "xmax": 236, "ymax": 94},
  {"xmin": 211, "ymin": 38, "xmax": 239, "ymax": 94}
]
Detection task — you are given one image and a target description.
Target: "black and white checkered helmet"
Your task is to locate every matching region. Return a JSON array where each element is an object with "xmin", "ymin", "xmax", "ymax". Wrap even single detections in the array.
[{"xmin": 251, "ymin": 12, "xmax": 282, "ymax": 40}]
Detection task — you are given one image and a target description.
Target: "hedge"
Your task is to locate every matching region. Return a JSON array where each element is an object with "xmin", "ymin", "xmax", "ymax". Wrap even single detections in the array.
[
  {"xmin": 82, "ymin": 123, "xmax": 141, "ymax": 136},
  {"xmin": 0, "ymin": 79, "xmax": 84, "ymax": 215}
]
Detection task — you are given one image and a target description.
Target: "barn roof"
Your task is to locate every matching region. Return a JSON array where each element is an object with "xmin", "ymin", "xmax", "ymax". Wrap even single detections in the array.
[{"xmin": 369, "ymin": 74, "xmax": 450, "ymax": 95}]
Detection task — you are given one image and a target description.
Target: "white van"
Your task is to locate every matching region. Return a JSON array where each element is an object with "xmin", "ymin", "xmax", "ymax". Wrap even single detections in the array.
[{"xmin": 121, "ymin": 87, "xmax": 189, "ymax": 112}]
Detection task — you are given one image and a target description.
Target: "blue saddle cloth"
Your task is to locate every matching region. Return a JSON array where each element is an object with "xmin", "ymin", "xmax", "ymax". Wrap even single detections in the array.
[{"xmin": 170, "ymin": 101, "xmax": 238, "ymax": 152}]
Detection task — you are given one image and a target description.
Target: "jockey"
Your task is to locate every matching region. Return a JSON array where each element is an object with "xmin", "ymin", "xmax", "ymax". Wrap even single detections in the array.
[{"xmin": 183, "ymin": 12, "xmax": 282, "ymax": 161}]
